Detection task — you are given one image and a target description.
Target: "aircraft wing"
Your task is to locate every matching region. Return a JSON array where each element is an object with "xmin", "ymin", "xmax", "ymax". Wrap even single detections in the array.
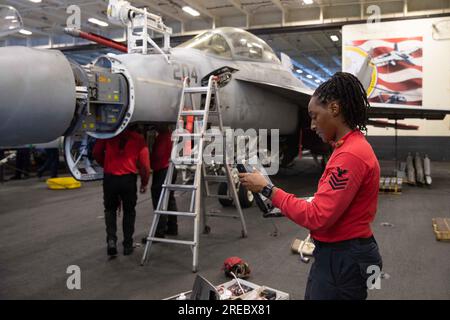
[
  {"xmin": 372, "ymin": 56, "xmax": 389, "ymax": 64},
  {"xmin": 367, "ymin": 119, "xmax": 419, "ymax": 130},
  {"xmin": 234, "ymin": 77, "xmax": 450, "ymax": 120},
  {"xmin": 368, "ymin": 103, "xmax": 450, "ymax": 120},
  {"xmin": 234, "ymin": 76, "xmax": 313, "ymax": 106},
  {"xmin": 403, "ymin": 47, "xmax": 420, "ymax": 55}
]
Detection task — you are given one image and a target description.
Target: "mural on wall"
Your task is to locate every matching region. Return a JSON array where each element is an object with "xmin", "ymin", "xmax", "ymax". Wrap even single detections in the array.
[{"xmin": 344, "ymin": 36, "xmax": 423, "ymax": 106}]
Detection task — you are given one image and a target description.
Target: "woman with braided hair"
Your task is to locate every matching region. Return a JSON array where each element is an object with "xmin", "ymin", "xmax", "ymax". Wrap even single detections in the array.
[{"xmin": 240, "ymin": 72, "xmax": 382, "ymax": 300}]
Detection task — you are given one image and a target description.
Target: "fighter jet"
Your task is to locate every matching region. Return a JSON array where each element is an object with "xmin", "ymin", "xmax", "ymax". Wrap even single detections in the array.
[
  {"xmin": 1, "ymin": 1, "xmax": 448, "ymax": 183},
  {"xmin": 371, "ymin": 43, "xmax": 420, "ymax": 67},
  {"xmin": 0, "ymin": 2, "xmax": 316, "ymax": 182}
]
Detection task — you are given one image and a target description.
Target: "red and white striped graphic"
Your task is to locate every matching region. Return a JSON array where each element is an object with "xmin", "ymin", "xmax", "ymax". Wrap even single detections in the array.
[{"xmin": 351, "ymin": 37, "xmax": 423, "ymax": 106}]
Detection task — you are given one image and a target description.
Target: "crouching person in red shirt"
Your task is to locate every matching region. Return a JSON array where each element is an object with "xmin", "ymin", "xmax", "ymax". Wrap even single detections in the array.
[
  {"xmin": 240, "ymin": 72, "xmax": 382, "ymax": 300},
  {"xmin": 93, "ymin": 125, "xmax": 151, "ymax": 256}
]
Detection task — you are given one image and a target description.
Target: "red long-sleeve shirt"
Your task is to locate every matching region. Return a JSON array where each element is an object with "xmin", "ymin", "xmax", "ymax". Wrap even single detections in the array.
[
  {"xmin": 272, "ymin": 130, "xmax": 380, "ymax": 243},
  {"xmin": 92, "ymin": 130, "xmax": 151, "ymax": 186},
  {"xmin": 151, "ymin": 131, "xmax": 172, "ymax": 172}
]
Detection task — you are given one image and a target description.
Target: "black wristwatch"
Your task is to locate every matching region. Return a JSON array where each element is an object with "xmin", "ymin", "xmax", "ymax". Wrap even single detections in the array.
[{"xmin": 261, "ymin": 183, "xmax": 274, "ymax": 198}]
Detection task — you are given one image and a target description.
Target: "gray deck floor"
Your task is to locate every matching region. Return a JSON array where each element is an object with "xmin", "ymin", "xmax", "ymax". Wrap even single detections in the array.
[{"xmin": 0, "ymin": 159, "xmax": 449, "ymax": 300}]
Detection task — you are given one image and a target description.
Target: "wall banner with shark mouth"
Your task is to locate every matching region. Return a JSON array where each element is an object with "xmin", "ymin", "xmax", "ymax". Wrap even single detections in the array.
[{"xmin": 344, "ymin": 37, "xmax": 423, "ymax": 106}]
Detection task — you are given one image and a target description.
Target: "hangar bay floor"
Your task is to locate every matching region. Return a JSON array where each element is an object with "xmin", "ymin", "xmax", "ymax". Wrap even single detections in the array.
[{"xmin": 0, "ymin": 160, "xmax": 449, "ymax": 300}]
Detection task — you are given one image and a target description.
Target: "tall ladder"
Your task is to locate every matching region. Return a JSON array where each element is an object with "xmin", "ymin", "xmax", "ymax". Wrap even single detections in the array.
[{"xmin": 141, "ymin": 75, "xmax": 247, "ymax": 272}]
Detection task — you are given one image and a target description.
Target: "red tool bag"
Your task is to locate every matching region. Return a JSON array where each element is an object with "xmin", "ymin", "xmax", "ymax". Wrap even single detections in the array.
[{"xmin": 223, "ymin": 256, "xmax": 251, "ymax": 279}]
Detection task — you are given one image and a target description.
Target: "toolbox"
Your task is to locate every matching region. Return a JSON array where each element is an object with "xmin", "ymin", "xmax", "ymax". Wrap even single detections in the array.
[{"xmin": 165, "ymin": 275, "xmax": 290, "ymax": 300}]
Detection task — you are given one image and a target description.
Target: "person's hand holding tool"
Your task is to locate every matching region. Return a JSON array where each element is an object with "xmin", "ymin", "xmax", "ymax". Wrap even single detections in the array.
[{"xmin": 238, "ymin": 168, "xmax": 268, "ymax": 193}]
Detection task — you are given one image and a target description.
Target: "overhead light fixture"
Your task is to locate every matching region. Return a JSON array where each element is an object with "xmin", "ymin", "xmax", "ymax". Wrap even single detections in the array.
[
  {"xmin": 306, "ymin": 74, "xmax": 313, "ymax": 79},
  {"xmin": 182, "ymin": 6, "xmax": 200, "ymax": 17},
  {"xmin": 19, "ymin": 29, "xmax": 32, "ymax": 35},
  {"xmin": 88, "ymin": 18, "xmax": 109, "ymax": 27},
  {"xmin": 12, "ymin": 20, "xmax": 18, "ymax": 23},
  {"xmin": 315, "ymin": 79, "xmax": 321, "ymax": 83},
  {"xmin": 5, "ymin": 16, "xmax": 16, "ymax": 20},
  {"xmin": 296, "ymin": 69, "xmax": 303, "ymax": 74},
  {"xmin": 9, "ymin": 26, "xmax": 15, "ymax": 30},
  {"xmin": 303, "ymin": 0, "xmax": 314, "ymax": 4},
  {"xmin": 330, "ymin": 35, "xmax": 339, "ymax": 42},
  {"xmin": 28, "ymin": 0, "xmax": 42, "ymax": 3}
]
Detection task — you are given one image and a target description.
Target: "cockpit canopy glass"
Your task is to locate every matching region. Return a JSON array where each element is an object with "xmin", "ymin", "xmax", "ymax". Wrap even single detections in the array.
[{"xmin": 178, "ymin": 27, "xmax": 280, "ymax": 64}]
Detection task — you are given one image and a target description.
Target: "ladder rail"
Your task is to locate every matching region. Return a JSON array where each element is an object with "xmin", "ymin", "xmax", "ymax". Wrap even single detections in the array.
[{"xmin": 141, "ymin": 75, "xmax": 247, "ymax": 271}]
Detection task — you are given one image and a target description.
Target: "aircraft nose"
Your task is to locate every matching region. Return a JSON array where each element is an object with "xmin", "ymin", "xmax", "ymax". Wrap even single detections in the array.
[{"xmin": 0, "ymin": 46, "xmax": 77, "ymax": 146}]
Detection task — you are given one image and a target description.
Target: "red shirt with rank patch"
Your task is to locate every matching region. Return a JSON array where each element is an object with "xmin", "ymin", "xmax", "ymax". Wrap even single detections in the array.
[
  {"xmin": 92, "ymin": 130, "xmax": 151, "ymax": 186},
  {"xmin": 272, "ymin": 130, "xmax": 380, "ymax": 243}
]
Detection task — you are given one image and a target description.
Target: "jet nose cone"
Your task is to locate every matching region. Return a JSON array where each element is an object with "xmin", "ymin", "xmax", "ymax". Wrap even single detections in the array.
[{"xmin": 0, "ymin": 46, "xmax": 76, "ymax": 146}]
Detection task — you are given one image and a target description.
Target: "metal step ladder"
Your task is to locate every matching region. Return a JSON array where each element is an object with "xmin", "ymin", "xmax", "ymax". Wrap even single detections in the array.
[{"xmin": 141, "ymin": 75, "xmax": 247, "ymax": 272}]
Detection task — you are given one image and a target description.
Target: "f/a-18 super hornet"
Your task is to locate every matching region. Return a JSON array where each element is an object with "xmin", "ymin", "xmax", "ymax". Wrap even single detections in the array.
[
  {"xmin": 371, "ymin": 43, "xmax": 421, "ymax": 67},
  {"xmin": 0, "ymin": 1, "xmax": 318, "ymax": 182},
  {"xmin": 1, "ymin": 1, "xmax": 449, "ymax": 184}
]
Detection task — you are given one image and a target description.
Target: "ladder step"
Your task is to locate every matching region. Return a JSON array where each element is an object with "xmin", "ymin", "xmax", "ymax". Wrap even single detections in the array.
[
  {"xmin": 172, "ymin": 133, "xmax": 202, "ymax": 139},
  {"xmin": 163, "ymin": 184, "xmax": 197, "ymax": 191},
  {"xmin": 204, "ymin": 175, "xmax": 228, "ymax": 183},
  {"xmin": 155, "ymin": 210, "xmax": 196, "ymax": 217},
  {"xmin": 172, "ymin": 157, "xmax": 201, "ymax": 165},
  {"xmin": 184, "ymin": 87, "xmax": 208, "ymax": 94},
  {"xmin": 147, "ymin": 237, "xmax": 195, "ymax": 246},
  {"xmin": 180, "ymin": 110, "xmax": 206, "ymax": 117}
]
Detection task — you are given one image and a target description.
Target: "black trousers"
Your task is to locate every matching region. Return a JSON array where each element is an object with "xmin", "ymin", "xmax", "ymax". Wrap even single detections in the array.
[
  {"xmin": 103, "ymin": 174, "xmax": 137, "ymax": 248},
  {"xmin": 38, "ymin": 148, "xmax": 59, "ymax": 178},
  {"xmin": 151, "ymin": 168, "xmax": 177, "ymax": 234},
  {"xmin": 13, "ymin": 148, "xmax": 31, "ymax": 178},
  {"xmin": 305, "ymin": 236, "xmax": 382, "ymax": 300}
]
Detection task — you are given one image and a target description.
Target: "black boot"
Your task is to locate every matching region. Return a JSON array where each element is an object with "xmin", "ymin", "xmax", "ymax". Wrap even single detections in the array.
[
  {"xmin": 107, "ymin": 239, "xmax": 117, "ymax": 256},
  {"xmin": 123, "ymin": 245, "xmax": 134, "ymax": 255}
]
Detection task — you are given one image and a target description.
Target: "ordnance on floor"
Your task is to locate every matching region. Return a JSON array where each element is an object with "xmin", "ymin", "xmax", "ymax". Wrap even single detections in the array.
[
  {"xmin": 379, "ymin": 176, "xmax": 403, "ymax": 194},
  {"xmin": 415, "ymin": 152, "xmax": 425, "ymax": 184},
  {"xmin": 405, "ymin": 152, "xmax": 432, "ymax": 186},
  {"xmin": 406, "ymin": 153, "xmax": 416, "ymax": 185},
  {"xmin": 424, "ymin": 154, "xmax": 432, "ymax": 185}
]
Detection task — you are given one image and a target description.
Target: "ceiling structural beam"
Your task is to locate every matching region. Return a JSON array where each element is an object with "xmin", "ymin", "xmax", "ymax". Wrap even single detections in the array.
[
  {"xmin": 133, "ymin": 0, "xmax": 187, "ymax": 23},
  {"xmin": 228, "ymin": 0, "xmax": 251, "ymax": 28},
  {"xmin": 306, "ymin": 56, "xmax": 334, "ymax": 77},
  {"xmin": 181, "ymin": 0, "xmax": 218, "ymax": 28},
  {"xmin": 360, "ymin": 0, "xmax": 364, "ymax": 19},
  {"xmin": 307, "ymin": 34, "xmax": 339, "ymax": 69},
  {"xmin": 332, "ymin": 56, "xmax": 342, "ymax": 67},
  {"xmin": 20, "ymin": 8, "xmax": 97, "ymax": 34},
  {"xmin": 182, "ymin": 0, "xmax": 216, "ymax": 20},
  {"xmin": 270, "ymin": 0, "xmax": 286, "ymax": 26},
  {"xmin": 7, "ymin": 0, "xmax": 109, "ymax": 34},
  {"xmin": 270, "ymin": 0, "xmax": 284, "ymax": 12},
  {"xmin": 319, "ymin": 5, "xmax": 324, "ymax": 23},
  {"xmin": 276, "ymin": 36, "xmax": 326, "ymax": 82},
  {"xmin": 228, "ymin": 0, "xmax": 249, "ymax": 15},
  {"xmin": 291, "ymin": 59, "xmax": 326, "ymax": 83}
]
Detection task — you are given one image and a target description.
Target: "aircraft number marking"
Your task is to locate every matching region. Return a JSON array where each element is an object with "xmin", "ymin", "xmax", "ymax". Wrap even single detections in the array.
[{"xmin": 173, "ymin": 62, "xmax": 199, "ymax": 84}]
